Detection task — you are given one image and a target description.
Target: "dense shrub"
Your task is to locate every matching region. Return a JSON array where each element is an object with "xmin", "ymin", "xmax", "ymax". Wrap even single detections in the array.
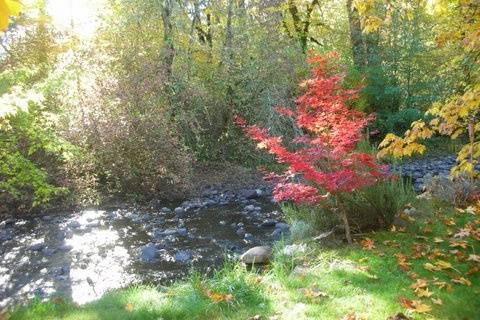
[
  {"xmin": 340, "ymin": 178, "xmax": 417, "ymax": 230},
  {"xmin": 373, "ymin": 108, "xmax": 423, "ymax": 138},
  {"xmin": 0, "ymin": 98, "xmax": 73, "ymax": 213}
]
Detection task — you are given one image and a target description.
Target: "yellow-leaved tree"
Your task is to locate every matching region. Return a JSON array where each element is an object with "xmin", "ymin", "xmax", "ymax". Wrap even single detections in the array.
[
  {"xmin": 378, "ymin": 0, "xmax": 480, "ymax": 176},
  {"xmin": 0, "ymin": 0, "xmax": 21, "ymax": 31}
]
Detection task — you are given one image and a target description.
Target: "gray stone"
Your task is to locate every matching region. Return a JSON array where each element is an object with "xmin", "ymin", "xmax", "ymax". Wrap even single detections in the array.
[
  {"xmin": 177, "ymin": 228, "xmax": 188, "ymax": 237},
  {"xmin": 29, "ymin": 243, "xmax": 45, "ymax": 252},
  {"xmin": 239, "ymin": 246, "xmax": 272, "ymax": 264},
  {"xmin": 260, "ymin": 219, "xmax": 277, "ymax": 227},
  {"xmin": 174, "ymin": 207, "xmax": 185, "ymax": 217},
  {"xmin": 163, "ymin": 228, "xmax": 178, "ymax": 236},
  {"xmin": 68, "ymin": 221, "xmax": 81, "ymax": 229},
  {"xmin": 244, "ymin": 205, "xmax": 255, "ymax": 212},
  {"xmin": 244, "ymin": 233, "xmax": 254, "ymax": 242},
  {"xmin": 275, "ymin": 222, "xmax": 289, "ymax": 231},
  {"xmin": 139, "ymin": 243, "xmax": 157, "ymax": 262},
  {"xmin": 58, "ymin": 245, "xmax": 73, "ymax": 252},
  {"xmin": 236, "ymin": 228, "xmax": 246, "ymax": 237},
  {"xmin": 174, "ymin": 250, "xmax": 192, "ymax": 263},
  {"xmin": 244, "ymin": 189, "xmax": 260, "ymax": 200},
  {"xmin": 161, "ymin": 207, "xmax": 172, "ymax": 213}
]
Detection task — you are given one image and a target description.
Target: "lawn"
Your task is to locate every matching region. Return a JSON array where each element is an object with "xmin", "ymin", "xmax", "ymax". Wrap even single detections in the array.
[{"xmin": 6, "ymin": 201, "xmax": 480, "ymax": 320}]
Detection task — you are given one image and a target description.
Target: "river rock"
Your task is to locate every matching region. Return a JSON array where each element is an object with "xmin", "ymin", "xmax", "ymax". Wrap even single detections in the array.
[
  {"xmin": 161, "ymin": 207, "xmax": 172, "ymax": 213},
  {"xmin": 275, "ymin": 222, "xmax": 289, "ymax": 231},
  {"xmin": 244, "ymin": 189, "xmax": 260, "ymax": 200},
  {"xmin": 177, "ymin": 228, "xmax": 188, "ymax": 237},
  {"xmin": 239, "ymin": 246, "xmax": 272, "ymax": 264},
  {"xmin": 68, "ymin": 221, "xmax": 81, "ymax": 229},
  {"xmin": 29, "ymin": 243, "xmax": 45, "ymax": 252},
  {"xmin": 260, "ymin": 219, "xmax": 277, "ymax": 227},
  {"xmin": 244, "ymin": 233, "xmax": 254, "ymax": 242},
  {"xmin": 244, "ymin": 205, "xmax": 255, "ymax": 212},
  {"xmin": 236, "ymin": 228, "xmax": 246, "ymax": 237},
  {"xmin": 174, "ymin": 207, "xmax": 185, "ymax": 217},
  {"xmin": 139, "ymin": 243, "xmax": 157, "ymax": 262},
  {"xmin": 174, "ymin": 250, "xmax": 192, "ymax": 263}
]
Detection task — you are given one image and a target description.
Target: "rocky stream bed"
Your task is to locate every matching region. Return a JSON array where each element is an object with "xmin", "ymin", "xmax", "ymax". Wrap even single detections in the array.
[{"xmin": 0, "ymin": 155, "xmax": 458, "ymax": 310}]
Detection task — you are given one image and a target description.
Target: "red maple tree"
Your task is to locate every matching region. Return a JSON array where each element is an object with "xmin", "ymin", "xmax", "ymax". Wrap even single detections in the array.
[{"xmin": 235, "ymin": 52, "xmax": 389, "ymax": 243}]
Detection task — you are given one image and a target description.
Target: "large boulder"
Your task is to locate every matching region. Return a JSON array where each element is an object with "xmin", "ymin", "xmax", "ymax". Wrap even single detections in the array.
[{"xmin": 239, "ymin": 246, "xmax": 272, "ymax": 264}]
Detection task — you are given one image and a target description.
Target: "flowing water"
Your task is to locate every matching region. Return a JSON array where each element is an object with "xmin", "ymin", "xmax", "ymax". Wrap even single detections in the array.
[{"xmin": 0, "ymin": 197, "xmax": 281, "ymax": 309}]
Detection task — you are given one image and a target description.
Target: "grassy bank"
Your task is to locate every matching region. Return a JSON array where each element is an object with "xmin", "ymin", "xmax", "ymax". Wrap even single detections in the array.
[{"xmin": 7, "ymin": 201, "xmax": 480, "ymax": 320}]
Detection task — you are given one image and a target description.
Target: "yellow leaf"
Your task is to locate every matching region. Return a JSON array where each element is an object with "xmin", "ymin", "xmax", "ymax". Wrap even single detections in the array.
[
  {"xmin": 434, "ymin": 237, "xmax": 444, "ymax": 243},
  {"xmin": 125, "ymin": 303, "xmax": 134, "ymax": 312},
  {"xmin": 410, "ymin": 278, "xmax": 428, "ymax": 290},
  {"xmin": 423, "ymin": 263, "xmax": 439, "ymax": 272},
  {"xmin": 0, "ymin": 0, "xmax": 21, "ymax": 31},
  {"xmin": 451, "ymin": 277, "xmax": 472, "ymax": 286},
  {"xmin": 416, "ymin": 288, "xmax": 434, "ymax": 298},
  {"xmin": 431, "ymin": 297, "xmax": 443, "ymax": 305},
  {"xmin": 435, "ymin": 260, "xmax": 453, "ymax": 270}
]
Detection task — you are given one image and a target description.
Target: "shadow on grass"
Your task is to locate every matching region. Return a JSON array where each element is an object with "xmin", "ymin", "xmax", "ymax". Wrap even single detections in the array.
[{"xmin": 9, "ymin": 264, "xmax": 273, "ymax": 320}]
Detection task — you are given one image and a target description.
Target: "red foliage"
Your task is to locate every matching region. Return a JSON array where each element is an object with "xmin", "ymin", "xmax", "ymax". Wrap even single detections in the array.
[{"xmin": 235, "ymin": 52, "xmax": 388, "ymax": 205}]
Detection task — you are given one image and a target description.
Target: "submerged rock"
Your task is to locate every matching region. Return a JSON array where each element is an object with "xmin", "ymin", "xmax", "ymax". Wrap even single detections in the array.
[
  {"xmin": 239, "ymin": 246, "xmax": 272, "ymax": 264},
  {"xmin": 139, "ymin": 243, "xmax": 157, "ymax": 262},
  {"xmin": 174, "ymin": 250, "xmax": 192, "ymax": 263}
]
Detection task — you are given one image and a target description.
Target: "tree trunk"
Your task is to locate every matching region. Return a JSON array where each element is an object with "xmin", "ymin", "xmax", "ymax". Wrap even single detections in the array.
[
  {"xmin": 346, "ymin": 0, "xmax": 366, "ymax": 69},
  {"xmin": 161, "ymin": 0, "xmax": 174, "ymax": 79},
  {"xmin": 340, "ymin": 209, "xmax": 352, "ymax": 244}
]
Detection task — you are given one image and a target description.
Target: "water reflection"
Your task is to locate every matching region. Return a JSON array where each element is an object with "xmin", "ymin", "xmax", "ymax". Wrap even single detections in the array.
[{"xmin": 0, "ymin": 199, "xmax": 278, "ymax": 308}]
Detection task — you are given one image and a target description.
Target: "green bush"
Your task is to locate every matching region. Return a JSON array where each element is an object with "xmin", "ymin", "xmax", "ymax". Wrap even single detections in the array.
[
  {"xmin": 282, "ymin": 178, "xmax": 417, "ymax": 235},
  {"xmin": 373, "ymin": 108, "xmax": 423, "ymax": 138},
  {"xmin": 340, "ymin": 178, "xmax": 417, "ymax": 231}
]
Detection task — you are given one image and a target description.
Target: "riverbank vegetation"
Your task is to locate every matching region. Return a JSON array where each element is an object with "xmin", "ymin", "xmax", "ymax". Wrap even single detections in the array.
[
  {"xmin": 1, "ymin": 0, "xmax": 479, "ymax": 318},
  {"xmin": 9, "ymin": 199, "xmax": 480, "ymax": 319}
]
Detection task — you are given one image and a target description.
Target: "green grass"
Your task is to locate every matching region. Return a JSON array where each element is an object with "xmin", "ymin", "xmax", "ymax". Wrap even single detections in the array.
[{"xmin": 7, "ymin": 202, "xmax": 480, "ymax": 320}]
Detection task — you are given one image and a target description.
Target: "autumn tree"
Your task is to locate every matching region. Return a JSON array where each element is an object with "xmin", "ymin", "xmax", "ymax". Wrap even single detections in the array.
[
  {"xmin": 236, "ymin": 52, "xmax": 388, "ymax": 243},
  {"xmin": 378, "ymin": 0, "xmax": 480, "ymax": 176}
]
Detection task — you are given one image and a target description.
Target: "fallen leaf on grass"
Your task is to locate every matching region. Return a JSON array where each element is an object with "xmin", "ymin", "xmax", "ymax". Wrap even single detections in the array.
[
  {"xmin": 451, "ymin": 277, "xmax": 472, "ymax": 286},
  {"xmin": 204, "ymin": 290, "xmax": 234, "ymax": 303},
  {"xmin": 395, "ymin": 253, "xmax": 411, "ymax": 271},
  {"xmin": 467, "ymin": 254, "xmax": 480, "ymax": 263},
  {"xmin": 443, "ymin": 218, "xmax": 456, "ymax": 226},
  {"xmin": 434, "ymin": 237, "xmax": 444, "ymax": 243},
  {"xmin": 399, "ymin": 297, "xmax": 432, "ymax": 313},
  {"xmin": 431, "ymin": 297, "xmax": 443, "ymax": 305},
  {"xmin": 301, "ymin": 287, "xmax": 328, "ymax": 300},
  {"xmin": 410, "ymin": 279, "xmax": 428, "ymax": 291},
  {"xmin": 454, "ymin": 228, "xmax": 471, "ymax": 238},
  {"xmin": 415, "ymin": 288, "xmax": 434, "ymax": 298},
  {"xmin": 433, "ymin": 279, "xmax": 454, "ymax": 292},
  {"xmin": 423, "ymin": 263, "xmax": 439, "ymax": 272},
  {"xmin": 466, "ymin": 266, "xmax": 479, "ymax": 275},
  {"xmin": 360, "ymin": 238, "xmax": 375, "ymax": 251},
  {"xmin": 449, "ymin": 240, "xmax": 468, "ymax": 249},
  {"xmin": 427, "ymin": 249, "xmax": 445, "ymax": 260},
  {"xmin": 423, "ymin": 259, "xmax": 453, "ymax": 273},
  {"xmin": 125, "ymin": 303, "xmax": 134, "ymax": 312}
]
